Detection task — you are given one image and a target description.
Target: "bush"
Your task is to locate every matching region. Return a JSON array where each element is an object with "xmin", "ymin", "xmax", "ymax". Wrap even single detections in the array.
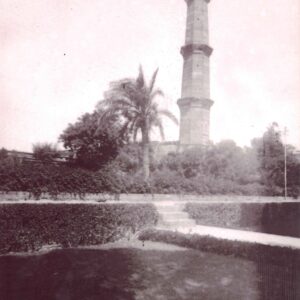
[
  {"xmin": 32, "ymin": 143, "xmax": 60, "ymax": 162},
  {"xmin": 0, "ymin": 203, "xmax": 158, "ymax": 254},
  {"xmin": 0, "ymin": 139, "xmax": 296, "ymax": 197},
  {"xmin": 144, "ymin": 141, "xmax": 265, "ymax": 195},
  {"xmin": 59, "ymin": 110, "xmax": 128, "ymax": 170},
  {"xmin": 0, "ymin": 161, "xmax": 116, "ymax": 198},
  {"xmin": 0, "ymin": 148, "xmax": 8, "ymax": 160}
]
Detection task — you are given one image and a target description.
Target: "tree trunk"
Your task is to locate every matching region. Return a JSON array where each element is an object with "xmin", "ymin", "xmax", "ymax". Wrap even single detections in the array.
[{"xmin": 141, "ymin": 125, "xmax": 150, "ymax": 181}]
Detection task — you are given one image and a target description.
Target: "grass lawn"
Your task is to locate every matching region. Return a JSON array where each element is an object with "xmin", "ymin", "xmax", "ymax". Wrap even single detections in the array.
[{"xmin": 0, "ymin": 241, "xmax": 298, "ymax": 300}]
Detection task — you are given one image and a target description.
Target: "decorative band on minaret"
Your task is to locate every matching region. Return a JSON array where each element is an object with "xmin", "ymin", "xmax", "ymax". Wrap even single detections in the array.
[{"xmin": 177, "ymin": 0, "xmax": 214, "ymax": 147}]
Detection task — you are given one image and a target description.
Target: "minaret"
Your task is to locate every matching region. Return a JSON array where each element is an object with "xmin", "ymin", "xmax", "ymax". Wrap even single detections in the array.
[{"xmin": 177, "ymin": 0, "xmax": 213, "ymax": 147}]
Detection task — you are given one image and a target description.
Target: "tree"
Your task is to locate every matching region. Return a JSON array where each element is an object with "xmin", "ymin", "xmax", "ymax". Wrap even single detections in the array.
[
  {"xmin": 0, "ymin": 148, "xmax": 8, "ymax": 160},
  {"xmin": 59, "ymin": 110, "xmax": 127, "ymax": 170},
  {"xmin": 98, "ymin": 66, "xmax": 178, "ymax": 180},
  {"xmin": 32, "ymin": 143, "xmax": 59, "ymax": 162},
  {"xmin": 254, "ymin": 122, "xmax": 300, "ymax": 197},
  {"xmin": 113, "ymin": 143, "xmax": 142, "ymax": 174},
  {"xmin": 203, "ymin": 140, "xmax": 260, "ymax": 184}
]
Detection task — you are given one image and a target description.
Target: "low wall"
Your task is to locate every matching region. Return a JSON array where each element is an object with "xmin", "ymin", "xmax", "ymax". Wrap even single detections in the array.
[
  {"xmin": 185, "ymin": 202, "xmax": 300, "ymax": 238},
  {"xmin": 0, "ymin": 191, "xmax": 111, "ymax": 201},
  {"xmin": 0, "ymin": 191, "xmax": 298, "ymax": 202}
]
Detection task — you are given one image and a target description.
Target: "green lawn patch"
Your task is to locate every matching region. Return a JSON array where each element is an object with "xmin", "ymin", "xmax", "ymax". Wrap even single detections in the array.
[{"xmin": 1, "ymin": 246, "xmax": 297, "ymax": 300}]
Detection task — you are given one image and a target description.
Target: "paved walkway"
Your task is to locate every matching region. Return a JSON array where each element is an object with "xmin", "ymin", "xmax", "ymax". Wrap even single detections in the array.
[
  {"xmin": 172, "ymin": 225, "xmax": 300, "ymax": 250},
  {"xmin": 2, "ymin": 198, "xmax": 300, "ymax": 250},
  {"xmin": 154, "ymin": 201, "xmax": 300, "ymax": 250}
]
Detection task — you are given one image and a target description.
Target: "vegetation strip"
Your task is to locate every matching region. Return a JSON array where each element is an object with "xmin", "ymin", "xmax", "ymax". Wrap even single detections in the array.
[
  {"xmin": 139, "ymin": 229, "xmax": 300, "ymax": 267},
  {"xmin": 1, "ymin": 122, "xmax": 299, "ymax": 198}
]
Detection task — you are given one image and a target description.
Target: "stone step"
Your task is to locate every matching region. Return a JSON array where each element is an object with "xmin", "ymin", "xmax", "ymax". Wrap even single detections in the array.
[
  {"xmin": 159, "ymin": 215, "xmax": 193, "ymax": 223},
  {"xmin": 156, "ymin": 226, "xmax": 195, "ymax": 233},
  {"xmin": 158, "ymin": 219, "xmax": 196, "ymax": 227},
  {"xmin": 158, "ymin": 211, "xmax": 190, "ymax": 219},
  {"xmin": 152, "ymin": 200, "xmax": 300, "ymax": 250},
  {"xmin": 161, "ymin": 218, "xmax": 196, "ymax": 224},
  {"xmin": 154, "ymin": 205, "xmax": 185, "ymax": 212},
  {"xmin": 154, "ymin": 200, "xmax": 197, "ymax": 230}
]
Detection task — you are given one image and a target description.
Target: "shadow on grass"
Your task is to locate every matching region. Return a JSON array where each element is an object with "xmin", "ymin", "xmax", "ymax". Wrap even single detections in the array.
[
  {"xmin": 0, "ymin": 248, "xmax": 140, "ymax": 300},
  {"xmin": 139, "ymin": 229, "xmax": 300, "ymax": 300},
  {"xmin": 257, "ymin": 255, "xmax": 300, "ymax": 300},
  {"xmin": 0, "ymin": 244, "xmax": 299, "ymax": 300},
  {"xmin": 0, "ymin": 246, "xmax": 259, "ymax": 300}
]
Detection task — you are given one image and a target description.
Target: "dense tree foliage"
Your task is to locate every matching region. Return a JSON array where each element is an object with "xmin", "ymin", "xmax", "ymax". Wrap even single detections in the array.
[
  {"xmin": 0, "ymin": 141, "xmax": 262, "ymax": 196},
  {"xmin": 253, "ymin": 123, "xmax": 300, "ymax": 197},
  {"xmin": 148, "ymin": 141, "xmax": 263, "ymax": 195},
  {"xmin": 32, "ymin": 143, "xmax": 59, "ymax": 162},
  {"xmin": 0, "ymin": 148, "xmax": 8, "ymax": 160},
  {"xmin": 59, "ymin": 110, "xmax": 127, "ymax": 170},
  {"xmin": 98, "ymin": 66, "xmax": 178, "ymax": 180},
  {"xmin": 1, "ymin": 121, "xmax": 299, "ymax": 197}
]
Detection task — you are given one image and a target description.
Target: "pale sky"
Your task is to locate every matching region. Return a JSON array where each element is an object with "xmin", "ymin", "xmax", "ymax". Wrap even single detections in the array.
[{"xmin": 1, "ymin": 0, "xmax": 300, "ymax": 152}]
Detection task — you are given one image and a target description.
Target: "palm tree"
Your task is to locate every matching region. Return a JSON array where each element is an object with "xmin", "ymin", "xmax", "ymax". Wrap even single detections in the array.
[{"xmin": 97, "ymin": 66, "xmax": 178, "ymax": 180}]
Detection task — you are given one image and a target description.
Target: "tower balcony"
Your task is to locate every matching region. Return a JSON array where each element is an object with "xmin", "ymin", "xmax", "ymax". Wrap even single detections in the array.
[{"xmin": 181, "ymin": 43, "xmax": 213, "ymax": 58}]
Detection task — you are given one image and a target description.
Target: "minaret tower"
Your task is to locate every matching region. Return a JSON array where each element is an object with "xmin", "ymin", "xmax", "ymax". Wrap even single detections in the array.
[{"xmin": 177, "ymin": 0, "xmax": 213, "ymax": 147}]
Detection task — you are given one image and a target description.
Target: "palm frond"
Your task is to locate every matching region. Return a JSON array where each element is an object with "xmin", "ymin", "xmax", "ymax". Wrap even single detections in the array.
[
  {"xmin": 127, "ymin": 118, "xmax": 141, "ymax": 142},
  {"xmin": 158, "ymin": 109, "xmax": 179, "ymax": 125},
  {"xmin": 136, "ymin": 65, "xmax": 145, "ymax": 89},
  {"xmin": 109, "ymin": 99, "xmax": 139, "ymax": 112},
  {"xmin": 149, "ymin": 68, "xmax": 159, "ymax": 93},
  {"xmin": 154, "ymin": 118, "xmax": 165, "ymax": 141},
  {"xmin": 145, "ymin": 102, "xmax": 158, "ymax": 118},
  {"xmin": 133, "ymin": 126, "xmax": 140, "ymax": 142},
  {"xmin": 118, "ymin": 119, "xmax": 132, "ymax": 140},
  {"xmin": 96, "ymin": 99, "xmax": 109, "ymax": 110},
  {"xmin": 95, "ymin": 109, "xmax": 111, "ymax": 135},
  {"xmin": 150, "ymin": 88, "xmax": 165, "ymax": 101}
]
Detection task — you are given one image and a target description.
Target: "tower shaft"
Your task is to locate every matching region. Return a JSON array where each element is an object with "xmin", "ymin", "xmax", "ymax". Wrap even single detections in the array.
[{"xmin": 178, "ymin": 0, "xmax": 213, "ymax": 147}]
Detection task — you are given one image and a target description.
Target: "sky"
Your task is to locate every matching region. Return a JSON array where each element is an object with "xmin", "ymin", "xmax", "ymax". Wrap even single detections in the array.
[{"xmin": 1, "ymin": 0, "xmax": 300, "ymax": 152}]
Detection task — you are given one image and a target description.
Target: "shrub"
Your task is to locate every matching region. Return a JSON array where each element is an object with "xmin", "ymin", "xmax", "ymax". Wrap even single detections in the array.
[
  {"xmin": 150, "ymin": 169, "xmax": 184, "ymax": 194},
  {"xmin": 32, "ymin": 143, "xmax": 60, "ymax": 162},
  {"xmin": 0, "ymin": 138, "xmax": 297, "ymax": 197},
  {"xmin": 0, "ymin": 203, "xmax": 158, "ymax": 254},
  {"xmin": 0, "ymin": 148, "xmax": 8, "ymax": 160},
  {"xmin": 0, "ymin": 162, "xmax": 109, "ymax": 198},
  {"xmin": 59, "ymin": 110, "xmax": 128, "ymax": 170}
]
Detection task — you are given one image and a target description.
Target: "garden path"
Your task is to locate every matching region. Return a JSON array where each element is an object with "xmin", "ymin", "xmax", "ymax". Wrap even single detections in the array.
[{"xmin": 154, "ymin": 201, "xmax": 300, "ymax": 250}]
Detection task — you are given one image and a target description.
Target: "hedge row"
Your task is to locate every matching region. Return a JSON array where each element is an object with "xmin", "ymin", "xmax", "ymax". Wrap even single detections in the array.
[
  {"xmin": 139, "ymin": 229, "xmax": 300, "ymax": 267},
  {"xmin": 0, "ymin": 161, "xmax": 108, "ymax": 197},
  {"xmin": 0, "ymin": 155, "xmax": 298, "ymax": 197},
  {"xmin": 0, "ymin": 203, "xmax": 158, "ymax": 254},
  {"xmin": 0, "ymin": 157, "xmax": 266, "ymax": 196},
  {"xmin": 184, "ymin": 202, "xmax": 300, "ymax": 238}
]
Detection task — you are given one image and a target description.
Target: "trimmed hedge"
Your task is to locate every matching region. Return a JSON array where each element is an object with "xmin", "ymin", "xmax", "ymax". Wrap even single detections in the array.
[
  {"xmin": 139, "ymin": 229, "xmax": 300, "ymax": 267},
  {"xmin": 0, "ymin": 161, "xmax": 105, "ymax": 198},
  {"xmin": 185, "ymin": 202, "xmax": 300, "ymax": 238},
  {"xmin": 0, "ymin": 203, "xmax": 158, "ymax": 254}
]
